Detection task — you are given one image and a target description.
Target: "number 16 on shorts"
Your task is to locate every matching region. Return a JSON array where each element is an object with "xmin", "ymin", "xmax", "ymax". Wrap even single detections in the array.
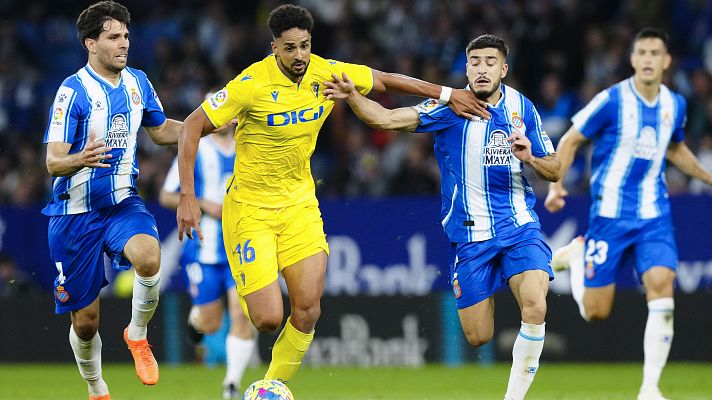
[{"xmin": 235, "ymin": 239, "xmax": 256, "ymax": 265}]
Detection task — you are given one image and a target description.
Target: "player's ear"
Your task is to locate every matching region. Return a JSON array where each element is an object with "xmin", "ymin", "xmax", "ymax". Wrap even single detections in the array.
[
  {"xmin": 270, "ymin": 41, "xmax": 277, "ymax": 54},
  {"xmin": 501, "ymin": 63, "xmax": 509, "ymax": 79},
  {"xmin": 85, "ymin": 38, "xmax": 96, "ymax": 53},
  {"xmin": 663, "ymin": 53, "xmax": 672, "ymax": 70}
]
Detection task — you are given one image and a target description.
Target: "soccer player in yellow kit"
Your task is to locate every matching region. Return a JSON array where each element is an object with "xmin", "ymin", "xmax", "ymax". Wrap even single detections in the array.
[{"xmin": 176, "ymin": 4, "xmax": 488, "ymax": 385}]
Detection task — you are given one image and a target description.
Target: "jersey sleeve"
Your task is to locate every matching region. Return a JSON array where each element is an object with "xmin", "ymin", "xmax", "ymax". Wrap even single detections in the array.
[
  {"xmin": 44, "ymin": 85, "xmax": 81, "ymax": 144},
  {"xmin": 162, "ymin": 157, "xmax": 181, "ymax": 193},
  {"xmin": 524, "ymin": 103, "xmax": 555, "ymax": 157},
  {"xmin": 201, "ymin": 71, "xmax": 255, "ymax": 129},
  {"xmin": 571, "ymin": 89, "xmax": 613, "ymax": 138},
  {"xmin": 328, "ymin": 59, "xmax": 373, "ymax": 96},
  {"xmin": 671, "ymin": 94, "xmax": 687, "ymax": 143},
  {"xmin": 142, "ymin": 77, "xmax": 167, "ymax": 127},
  {"xmin": 413, "ymin": 99, "xmax": 459, "ymax": 133}
]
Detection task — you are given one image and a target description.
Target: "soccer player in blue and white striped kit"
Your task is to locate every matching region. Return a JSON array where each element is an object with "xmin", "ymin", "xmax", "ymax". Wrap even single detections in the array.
[
  {"xmin": 546, "ymin": 28, "xmax": 712, "ymax": 400},
  {"xmin": 160, "ymin": 119, "xmax": 255, "ymax": 400},
  {"xmin": 325, "ymin": 34, "xmax": 561, "ymax": 400},
  {"xmin": 42, "ymin": 2, "xmax": 183, "ymax": 399}
]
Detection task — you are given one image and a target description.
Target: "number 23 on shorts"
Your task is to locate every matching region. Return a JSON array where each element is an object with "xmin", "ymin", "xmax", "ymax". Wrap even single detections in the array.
[{"xmin": 235, "ymin": 239, "xmax": 256, "ymax": 265}]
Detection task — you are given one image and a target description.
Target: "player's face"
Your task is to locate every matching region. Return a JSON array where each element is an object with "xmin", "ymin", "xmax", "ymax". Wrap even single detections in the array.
[
  {"xmin": 630, "ymin": 38, "xmax": 671, "ymax": 85},
  {"xmin": 272, "ymin": 28, "xmax": 311, "ymax": 82},
  {"xmin": 466, "ymin": 47, "xmax": 508, "ymax": 102},
  {"xmin": 86, "ymin": 19, "xmax": 129, "ymax": 75}
]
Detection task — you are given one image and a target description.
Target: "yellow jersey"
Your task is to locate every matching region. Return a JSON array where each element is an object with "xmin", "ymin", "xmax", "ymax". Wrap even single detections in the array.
[{"xmin": 201, "ymin": 53, "xmax": 373, "ymax": 208}]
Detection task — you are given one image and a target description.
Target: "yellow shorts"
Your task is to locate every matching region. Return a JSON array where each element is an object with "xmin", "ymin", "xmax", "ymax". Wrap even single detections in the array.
[{"xmin": 222, "ymin": 197, "xmax": 329, "ymax": 297}]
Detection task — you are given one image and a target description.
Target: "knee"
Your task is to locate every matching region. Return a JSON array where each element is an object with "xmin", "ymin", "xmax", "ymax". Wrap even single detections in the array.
[
  {"xmin": 291, "ymin": 301, "xmax": 321, "ymax": 328},
  {"xmin": 251, "ymin": 311, "xmax": 283, "ymax": 333},
  {"xmin": 463, "ymin": 328, "xmax": 493, "ymax": 348},
  {"xmin": 520, "ymin": 298, "xmax": 547, "ymax": 324},
  {"xmin": 645, "ymin": 275, "xmax": 674, "ymax": 298},
  {"xmin": 585, "ymin": 304, "xmax": 611, "ymax": 321},
  {"xmin": 197, "ymin": 318, "xmax": 222, "ymax": 334},
  {"xmin": 73, "ymin": 314, "xmax": 99, "ymax": 340},
  {"xmin": 133, "ymin": 252, "xmax": 160, "ymax": 276}
]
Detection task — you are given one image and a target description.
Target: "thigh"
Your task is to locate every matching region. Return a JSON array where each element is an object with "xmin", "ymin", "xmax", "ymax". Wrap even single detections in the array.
[
  {"xmin": 509, "ymin": 269, "xmax": 550, "ymax": 308},
  {"xmin": 276, "ymin": 198, "xmax": 329, "ymax": 269},
  {"xmin": 281, "ymin": 251, "xmax": 328, "ymax": 311},
  {"xmin": 184, "ymin": 262, "xmax": 224, "ymax": 305},
  {"xmin": 222, "ymin": 199, "xmax": 279, "ymax": 297},
  {"xmin": 450, "ymin": 240, "xmax": 502, "ymax": 310},
  {"xmin": 48, "ymin": 213, "xmax": 106, "ymax": 314},
  {"xmin": 584, "ymin": 217, "xmax": 636, "ymax": 287},
  {"xmin": 635, "ymin": 217, "xmax": 678, "ymax": 281},
  {"xmin": 105, "ymin": 197, "xmax": 160, "ymax": 273},
  {"xmin": 457, "ymin": 296, "xmax": 495, "ymax": 341}
]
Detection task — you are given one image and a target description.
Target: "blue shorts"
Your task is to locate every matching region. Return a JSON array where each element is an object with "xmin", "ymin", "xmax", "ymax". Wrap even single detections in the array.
[
  {"xmin": 47, "ymin": 196, "xmax": 159, "ymax": 314},
  {"xmin": 584, "ymin": 216, "xmax": 677, "ymax": 287},
  {"xmin": 449, "ymin": 224, "xmax": 553, "ymax": 309},
  {"xmin": 183, "ymin": 261, "xmax": 236, "ymax": 305}
]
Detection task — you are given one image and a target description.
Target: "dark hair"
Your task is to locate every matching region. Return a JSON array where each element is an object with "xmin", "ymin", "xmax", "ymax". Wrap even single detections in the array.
[
  {"xmin": 267, "ymin": 4, "xmax": 313, "ymax": 39},
  {"xmin": 633, "ymin": 27, "xmax": 669, "ymax": 50},
  {"xmin": 76, "ymin": 1, "xmax": 131, "ymax": 50},
  {"xmin": 466, "ymin": 34, "xmax": 509, "ymax": 58}
]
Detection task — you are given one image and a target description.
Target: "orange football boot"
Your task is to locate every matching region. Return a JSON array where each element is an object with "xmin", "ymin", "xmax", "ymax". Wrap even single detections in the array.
[
  {"xmin": 89, "ymin": 394, "xmax": 111, "ymax": 400},
  {"xmin": 123, "ymin": 328, "xmax": 159, "ymax": 385}
]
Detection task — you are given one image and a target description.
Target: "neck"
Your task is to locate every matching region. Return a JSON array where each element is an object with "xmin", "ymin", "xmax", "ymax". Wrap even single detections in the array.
[
  {"xmin": 633, "ymin": 75, "xmax": 660, "ymax": 103},
  {"xmin": 88, "ymin": 58, "xmax": 121, "ymax": 86},
  {"xmin": 486, "ymin": 90, "xmax": 502, "ymax": 105},
  {"xmin": 275, "ymin": 56, "xmax": 303, "ymax": 84}
]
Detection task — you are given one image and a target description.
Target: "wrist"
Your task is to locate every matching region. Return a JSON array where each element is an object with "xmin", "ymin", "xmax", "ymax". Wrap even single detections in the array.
[{"xmin": 438, "ymin": 86, "xmax": 453, "ymax": 105}]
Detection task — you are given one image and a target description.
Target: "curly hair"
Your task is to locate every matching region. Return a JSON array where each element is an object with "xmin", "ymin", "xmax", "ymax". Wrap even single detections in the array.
[
  {"xmin": 267, "ymin": 4, "xmax": 313, "ymax": 39},
  {"xmin": 466, "ymin": 34, "xmax": 509, "ymax": 59},
  {"xmin": 76, "ymin": 1, "xmax": 131, "ymax": 50}
]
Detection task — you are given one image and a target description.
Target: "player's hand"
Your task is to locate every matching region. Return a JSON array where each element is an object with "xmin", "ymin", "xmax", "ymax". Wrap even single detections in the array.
[
  {"xmin": 323, "ymin": 73, "xmax": 356, "ymax": 100},
  {"xmin": 199, "ymin": 199, "xmax": 223, "ymax": 220},
  {"xmin": 544, "ymin": 185, "xmax": 568, "ymax": 213},
  {"xmin": 508, "ymin": 131, "xmax": 533, "ymax": 163},
  {"xmin": 79, "ymin": 131, "xmax": 112, "ymax": 168},
  {"xmin": 449, "ymin": 89, "xmax": 490, "ymax": 120},
  {"xmin": 177, "ymin": 193, "xmax": 203, "ymax": 242},
  {"xmin": 212, "ymin": 118, "xmax": 238, "ymax": 135}
]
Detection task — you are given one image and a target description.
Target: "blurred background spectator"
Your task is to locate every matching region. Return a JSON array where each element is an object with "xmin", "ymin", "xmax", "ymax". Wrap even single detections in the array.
[{"xmin": 1, "ymin": 0, "xmax": 711, "ymax": 203}]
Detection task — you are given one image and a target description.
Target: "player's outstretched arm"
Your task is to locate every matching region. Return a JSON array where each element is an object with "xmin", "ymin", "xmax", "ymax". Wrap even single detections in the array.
[
  {"xmin": 371, "ymin": 69, "xmax": 490, "ymax": 121},
  {"xmin": 46, "ymin": 131, "xmax": 112, "ymax": 176},
  {"xmin": 544, "ymin": 126, "xmax": 587, "ymax": 213},
  {"xmin": 325, "ymin": 73, "xmax": 419, "ymax": 132},
  {"xmin": 176, "ymin": 107, "xmax": 217, "ymax": 242},
  {"xmin": 144, "ymin": 119, "xmax": 183, "ymax": 145},
  {"xmin": 667, "ymin": 141, "xmax": 712, "ymax": 186}
]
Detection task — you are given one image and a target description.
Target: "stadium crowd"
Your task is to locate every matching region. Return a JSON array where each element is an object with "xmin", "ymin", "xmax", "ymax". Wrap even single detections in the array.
[{"xmin": 1, "ymin": 0, "xmax": 712, "ymax": 206}]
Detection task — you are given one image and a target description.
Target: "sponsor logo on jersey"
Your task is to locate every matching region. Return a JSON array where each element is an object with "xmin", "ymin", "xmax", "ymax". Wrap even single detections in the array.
[
  {"xmin": 105, "ymin": 114, "xmax": 130, "ymax": 148},
  {"xmin": 130, "ymin": 88, "xmax": 141, "ymax": 105},
  {"xmin": 483, "ymin": 130, "xmax": 512, "ymax": 166},
  {"xmin": 271, "ymin": 90, "xmax": 279, "ymax": 102},
  {"xmin": 240, "ymin": 74, "xmax": 252, "ymax": 81},
  {"xmin": 208, "ymin": 89, "xmax": 228, "ymax": 109},
  {"xmin": 58, "ymin": 93, "xmax": 67, "ymax": 103},
  {"xmin": 55, "ymin": 285, "xmax": 70, "ymax": 303},
  {"xmin": 267, "ymin": 105, "xmax": 325, "ymax": 126},
  {"xmin": 52, "ymin": 107, "xmax": 64, "ymax": 122},
  {"xmin": 634, "ymin": 126, "xmax": 658, "ymax": 160}
]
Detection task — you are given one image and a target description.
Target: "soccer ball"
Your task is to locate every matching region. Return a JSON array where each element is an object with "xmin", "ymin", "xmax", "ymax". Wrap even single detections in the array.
[{"xmin": 242, "ymin": 379, "xmax": 294, "ymax": 400}]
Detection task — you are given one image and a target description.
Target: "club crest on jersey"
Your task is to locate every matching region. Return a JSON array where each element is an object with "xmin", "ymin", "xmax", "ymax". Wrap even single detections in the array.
[
  {"xmin": 634, "ymin": 126, "xmax": 657, "ymax": 160},
  {"xmin": 55, "ymin": 285, "xmax": 70, "ymax": 303},
  {"xmin": 415, "ymin": 99, "xmax": 439, "ymax": 113},
  {"xmin": 130, "ymin": 88, "xmax": 141, "ymax": 105},
  {"xmin": 208, "ymin": 89, "xmax": 228, "ymax": 110},
  {"xmin": 511, "ymin": 112, "xmax": 524, "ymax": 129},
  {"xmin": 311, "ymin": 81, "xmax": 320, "ymax": 98},
  {"xmin": 105, "ymin": 114, "xmax": 130, "ymax": 148},
  {"xmin": 452, "ymin": 279, "xmax": 462, "ymax": 298},
  {"xmin": 483, "ymin": 130, "xmax": 512, "ymax": 166}
]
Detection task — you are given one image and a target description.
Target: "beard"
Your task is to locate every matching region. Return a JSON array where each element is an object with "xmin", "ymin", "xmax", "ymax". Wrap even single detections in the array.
[{"xmin": 473, "ymin": 83, "xmax": 499, "ymax": 101}]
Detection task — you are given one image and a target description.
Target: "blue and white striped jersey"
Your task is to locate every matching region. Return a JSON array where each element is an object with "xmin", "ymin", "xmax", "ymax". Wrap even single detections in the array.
[
  {"xmin": 415, "ymin": 84, "xmax": 555, "ymax": 242},
  {"xmin": 163, "ymin": 136, "xmax": 235, "ymax": 265},
  {"xmin": 572, "ymin": 78, "xmax": 686, "ymax": 220},
  {"xmin": 42, "ymin": 64, "xmax": 166, "ymax": 216}
]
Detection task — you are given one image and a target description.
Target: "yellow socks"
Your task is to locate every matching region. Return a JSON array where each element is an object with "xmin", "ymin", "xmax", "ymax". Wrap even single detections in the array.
[{"xmin": 264, "ymin": 318, "xmax": 313, "ymax": 382}]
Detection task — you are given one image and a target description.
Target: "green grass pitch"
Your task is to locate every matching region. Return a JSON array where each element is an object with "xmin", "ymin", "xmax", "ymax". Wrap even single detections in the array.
[{"xmin": 1, "ymin": 363, "xmax": 710, "ymax": 399}]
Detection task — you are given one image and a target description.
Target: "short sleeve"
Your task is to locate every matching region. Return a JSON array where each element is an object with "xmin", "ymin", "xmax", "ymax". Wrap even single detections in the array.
[
  {"xmin": 524, "ymin": 103, "xmax": 555, "ymax": 157},
  {"xmin": 328, "ymin": 60, "xmax": 373, "ymax": 96},
  {"xmin": 142, "ymin": 78, "xmax": 167, "ymax": 127},
  {"xmin": 671, "ymin": 94, "xmax": 687, "ymax": 143},
  {"xmin": 162, "ymin": 157, "xmax": 180, "ymax": 193},
  {"xmin": 571, "ymin": 89, "xmax": 613, "ymax": 138},
  {"xmin": 201, "ymin": 71, "xmax": 255, "ymax": 129},
  {"xmin": 413, "ymin": 99, "xmax": 459, "ymax": 133},
  {"xmin": 44, "ymin": 85, "xmax": 81, "ymax": 144}
]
